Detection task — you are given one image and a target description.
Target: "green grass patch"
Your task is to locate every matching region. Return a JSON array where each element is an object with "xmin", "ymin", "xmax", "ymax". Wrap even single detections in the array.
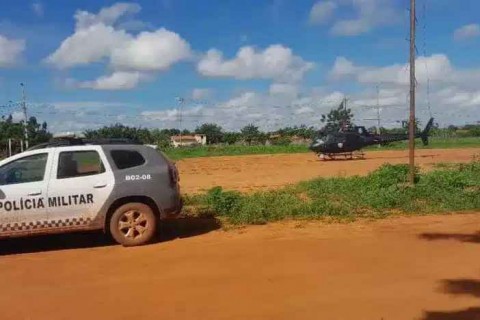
[
  {"xmin": 183, "ymin": 160, "xmax": 480, "ymax": 225},
  {"xmin": 163, "ymin": 137, "xmax": 480, "ymax": 161},
  {"xmin": 164, "ymin": 144, "xmax": 309, "ymax": 160}
]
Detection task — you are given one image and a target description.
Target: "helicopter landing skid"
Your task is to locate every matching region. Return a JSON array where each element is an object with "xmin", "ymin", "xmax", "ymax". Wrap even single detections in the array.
[{"xmin": 318, "ymin": 151, "xmax": 365, "ymax": 160}]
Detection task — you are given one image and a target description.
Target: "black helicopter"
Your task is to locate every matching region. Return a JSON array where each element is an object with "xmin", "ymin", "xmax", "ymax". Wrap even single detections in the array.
[{"xmin": 309, "ymin": 118, "xmax": 434, "ymax": 159}]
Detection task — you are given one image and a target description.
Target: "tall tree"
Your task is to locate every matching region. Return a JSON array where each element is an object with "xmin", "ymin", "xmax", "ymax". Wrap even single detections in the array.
[
  {"xmin": 321, "ymin": 100, "xmax": 354, "ymax": 132},
  {"xmin": 195, "ymin": 123, "xmax": 223, "ymax": 144},
  {"xmin": 0, "ymin": 115, "xmax": 51, "ymax": 156},
  {"xmin": 26, "ymin": 116, "xmax": 52, "ymax": 146},
  {"xmin": 241, "ymin": 124, "xmax": 262, "ymax": 145},
  {"xmin": 151, "ymin": 129, "xmax": 172, "ymax": 149},
  {"xmin": 84, "ymin": 124, "xmax": 152, "ymax": 143},
  {"xmin": 223, "ymin": 132, "xmax": 241, "ymax": 145}
]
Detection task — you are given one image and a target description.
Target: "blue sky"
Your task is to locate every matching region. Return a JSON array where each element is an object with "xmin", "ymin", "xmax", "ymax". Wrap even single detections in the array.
[{"xmin": 0, "ymin": 0, "xmax": 479, "ymax": 133}]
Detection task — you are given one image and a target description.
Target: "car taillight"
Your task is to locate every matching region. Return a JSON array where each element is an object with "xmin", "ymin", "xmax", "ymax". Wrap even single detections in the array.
[{"xmin": 168, "ymin": 163, "xmax": 179, "ymax": 186}]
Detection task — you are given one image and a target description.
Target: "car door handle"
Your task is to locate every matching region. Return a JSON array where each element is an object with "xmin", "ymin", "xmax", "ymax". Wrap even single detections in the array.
[
  {"xmin": 28, "ymin": 191, "xmax": 42, "ymax": 196},
  {"xmin": 94, "ymin": 183, "xmax": 107, "ymax": 189}
]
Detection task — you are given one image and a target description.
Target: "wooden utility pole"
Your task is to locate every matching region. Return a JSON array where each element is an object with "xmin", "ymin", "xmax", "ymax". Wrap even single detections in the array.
[
  {"xmin": 409, "ymin": 0, "xmax": 416, "ymax": 185},
  {"xmin": 177, "ymin": 97, "xmax": 184, "ymax": 146},
  {"xmin": 376, "ymin": 85, "xmax": 381, "ymax": 135}
]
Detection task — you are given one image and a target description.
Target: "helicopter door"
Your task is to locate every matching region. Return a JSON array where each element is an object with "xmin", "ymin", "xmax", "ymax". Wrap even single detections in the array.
[{"xmin": 344, "ymin": 133, "xmax": 361, "ymax": 151}]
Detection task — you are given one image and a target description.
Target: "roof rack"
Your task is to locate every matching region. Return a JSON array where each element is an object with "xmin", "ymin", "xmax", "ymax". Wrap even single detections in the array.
[{"xmin": 26, "ymin": 137, "xmax": 142, "ymax": 151}]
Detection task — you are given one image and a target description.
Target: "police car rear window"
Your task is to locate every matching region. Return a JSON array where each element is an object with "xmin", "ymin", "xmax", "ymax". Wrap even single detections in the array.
[
  {"xmin": 57, "ymin": 151, "xmax": 105, "ymax": 179},
  {"xmin": 111, "ymin": 150, "xmax": 145, "ymax": 170}
]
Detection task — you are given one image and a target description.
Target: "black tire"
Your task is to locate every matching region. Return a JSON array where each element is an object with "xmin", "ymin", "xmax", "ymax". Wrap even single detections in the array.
[{"xmin": 109, "ymin": 202, "xmax": 157, "ymax": 246}]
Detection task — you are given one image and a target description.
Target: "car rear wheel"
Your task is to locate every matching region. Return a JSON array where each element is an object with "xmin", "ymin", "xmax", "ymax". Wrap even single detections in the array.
[{"xmin": 109, "ymin": 203, "xmax": 157, "ymax": 246}]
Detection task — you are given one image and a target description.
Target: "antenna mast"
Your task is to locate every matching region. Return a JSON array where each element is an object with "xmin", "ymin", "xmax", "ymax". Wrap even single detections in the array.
[
  {"xmin": 21, "ymin": 83, "xmax": 29, "ymax": 149},
  {"xmin": 408, "ymin": 0, "xmax": 416, "ymax": 185}
]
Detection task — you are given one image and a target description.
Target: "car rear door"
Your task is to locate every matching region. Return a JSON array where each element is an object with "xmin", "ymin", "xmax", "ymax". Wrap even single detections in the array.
[
  {"xmin": 0, "ymin": 150, "xmax": 52, "ymax": 235},
  {"xmin": 46, "ymin": 146, "xmax": 114, "ymax": 228}
]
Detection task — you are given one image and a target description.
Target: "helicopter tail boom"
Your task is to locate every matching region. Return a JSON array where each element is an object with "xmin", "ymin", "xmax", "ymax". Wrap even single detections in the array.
[{"xmin": 419, "ymin": 117, "xmax": 434, "ymax": 146}]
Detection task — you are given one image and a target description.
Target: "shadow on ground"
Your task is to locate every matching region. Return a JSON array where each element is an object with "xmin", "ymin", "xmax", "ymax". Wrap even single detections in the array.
[
  {"xmin": 0, "ymin": 217, "xmax": 221, "ymax": 256},
  {"xmin": 421, "ymin": 279, "xmax": 480, "ymax": 319},
  {"xmin": 419, "ymin": 231, "xmax": 480, "ymax": 319},
  {"xmin": 419, "ymin": 231, "xmax": 480, "ymax": 244},
  {"xmin": 419, "ymin": 232, "xmax": 480, "ymax": 319},
  {"xmin": 422, "ymin": 307, "xmax": 480, "ymax": 320},
  {"xmin": 159, "ymin": 217, "xmax": 221, "ymax": 241}
]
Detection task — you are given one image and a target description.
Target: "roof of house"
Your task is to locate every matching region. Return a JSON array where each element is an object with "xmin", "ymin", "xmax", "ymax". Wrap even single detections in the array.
[{"xmin": 171, "ymin": 135, "xmax": 199, "ymax": 142}]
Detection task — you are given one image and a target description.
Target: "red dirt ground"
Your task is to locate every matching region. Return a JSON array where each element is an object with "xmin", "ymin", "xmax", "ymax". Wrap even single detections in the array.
[
  {"xmin": 177, "ymin": 148, "xmax": 480, "ymax": 193},
  {"xmin": 0, "ymin": 148, "xmax": 479, "ymax": 319},
  {"xmin": 1, "ymin": 214, "xmax": 480, "ymax": 319}
]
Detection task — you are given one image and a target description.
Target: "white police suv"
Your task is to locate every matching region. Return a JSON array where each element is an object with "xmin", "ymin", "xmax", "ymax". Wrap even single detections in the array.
[{"xmin": 0, "ymin": 135, "xmax": 182, "ymax": 246}]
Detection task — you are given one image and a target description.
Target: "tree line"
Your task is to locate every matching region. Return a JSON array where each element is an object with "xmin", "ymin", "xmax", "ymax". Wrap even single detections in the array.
[
  {"xmin": 83, "ymin": 102, "xmax": 354, "ymax": 147},
  {"xmin": 0, "ymin": 115, "xmax": 51, "ymax": 156},
  {"xmin": 0, "ymin": 103, "xmax": 478, "ymax": 153},
  {"xmin": 83, "ymin": 122, "xmax": 318, "ymax": 147}
]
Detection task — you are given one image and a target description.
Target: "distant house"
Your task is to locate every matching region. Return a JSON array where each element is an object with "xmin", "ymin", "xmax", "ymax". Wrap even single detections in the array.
[
  {"xmin": 170, "ymin": 134, "xmax": 207, "ymax": 148},
  {"xmin": 290, "ymin": 135, "xmax": 312, "ymax": 145}
]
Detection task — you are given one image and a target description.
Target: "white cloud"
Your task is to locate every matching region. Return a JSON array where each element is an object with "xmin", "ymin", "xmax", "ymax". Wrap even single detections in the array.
[
  {"xmin": 294, "ymin": 106, "xmax": 314, "ymax": 115},
  {"xmin": 454, "ymin": 24, "xmax": 480, "ymax": 41},
  {"xmin": 11, "ymin": 111, "xmax": 25, "ymax": 123},
  {"xmin": 330, "ymin": 54, "xmax": 460, "ymax": 86},
  {"xmin": 45, "ymin": 2, "xmax": 192, "ymax": 89},
  {"xmin": 191, "ymin": 88, "xmax": 212, "ymax": 100},
  {"xmin": 110, "ymin": 28, "xmax": 191, "ymax": 71},
  {"xmin": 51, "ymin": 101, "xmax": 134, "ymax": 109},
  {"xmin": 328, "ymin": 53, "xmax": 480, "ymax": 127},
  {"xmin": 137, "ymin": 87, "xmax": 346, "ymax": 132},
  {"xmin": 308, "ymin": 0, "xmax": 399, "ymax": 36},
  {"xmin": 309, "ymin": 1, "xmax": 337, "ymax": 25},
  {"xmin": 197, "ymin": 45, "xmax": 314, "ymax": 83},
  {"xmin": 269, "ymin": 83, "xmax": 299, "ymax": 99},
  {"xmin": 0, "ymin": 34, "xmax": 25, "ymax": 67},
  {"xmin": 219, "ymin": 92, "xmax": 258, "ymax": 110},
  {"xmin": 332, "ymin": 0, "xmax": 398, "ymax": 36},
  {"xmin": 45, "ymin": 24, "xmax": 129, "ymax": 68},
  {"xmin": 32, "ymin": 2, "xmax": 44, "ymax": 17},
  {"xmin": 75, "ymin": 71, "xmax": 149, "ymax": 90},
  {"xmin": 74, "ymin": 2, "xmax": 141, "ymax": 30},
  {"xmin": 329, "ymin": 56, "xmax": 359, "ymax": 80},
  {"xmin": 141, "ymin": 105, "xmax": 203, "ymax": 121}
]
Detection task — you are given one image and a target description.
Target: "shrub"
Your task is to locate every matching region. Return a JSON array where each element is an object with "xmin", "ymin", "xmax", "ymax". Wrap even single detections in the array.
[
  {"xmin": 186, "ymin": 161, "xmax": 480, "ymax": 225},
  {"xmin": 205, "ymin": 187, "xmax": 242, "ymax": 216}
]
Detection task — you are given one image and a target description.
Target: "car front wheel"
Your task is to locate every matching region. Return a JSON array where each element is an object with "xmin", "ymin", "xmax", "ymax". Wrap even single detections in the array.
[{"xmin": 109, "ymin": 202, "xmax": 157, "ymax": 246}]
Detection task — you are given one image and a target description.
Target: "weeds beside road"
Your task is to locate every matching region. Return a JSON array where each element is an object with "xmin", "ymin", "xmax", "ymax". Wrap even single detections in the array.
[{"xmin": 184, "ymin": 160, "xmax": 480, "ymax": 225}]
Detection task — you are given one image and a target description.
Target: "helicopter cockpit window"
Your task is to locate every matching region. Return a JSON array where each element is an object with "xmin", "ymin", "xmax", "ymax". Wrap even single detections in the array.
[{"xmin": 325, "ymin": 134, "xmax": 335, "ymax": 143}]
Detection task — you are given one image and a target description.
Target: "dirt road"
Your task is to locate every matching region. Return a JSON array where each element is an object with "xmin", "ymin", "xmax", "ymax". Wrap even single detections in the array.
[
  {"xmin": 0, "ymin": 148, "xmax": 479, "ymax": 319},
  {"xmin": 177, "ymin": 148, "xmax": 480, "ymax": 193},
  {"xmin": 1, "ymin": 213, "xmax": 480, "ymax": 319}
]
